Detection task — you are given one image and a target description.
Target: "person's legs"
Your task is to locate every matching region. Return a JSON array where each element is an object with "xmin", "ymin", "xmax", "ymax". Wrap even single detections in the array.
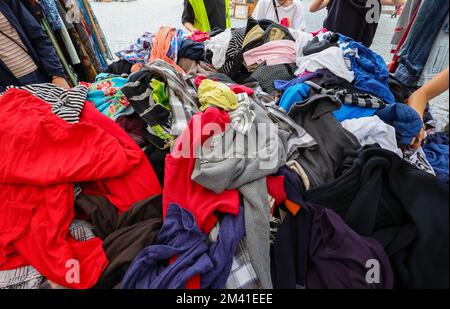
[{"xmin": 17, "ymin": 70, "xmax": 50, "ymax": 86}]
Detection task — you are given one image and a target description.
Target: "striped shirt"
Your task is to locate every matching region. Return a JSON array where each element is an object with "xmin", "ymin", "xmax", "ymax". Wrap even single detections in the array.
[{"xmin": 0, "ymin": 12, "xmax": 37, "ymax": 78}]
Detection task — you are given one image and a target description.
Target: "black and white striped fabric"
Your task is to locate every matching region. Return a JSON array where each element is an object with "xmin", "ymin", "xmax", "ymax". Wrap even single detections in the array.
[
  {"xmin": 334, "ymin": 88, "xmax": 387, "ymax": 109},
  {"xmin": 7, "ymin": 84, "xmax": 88, "ymax": 123},
  {"xmin": 220, "ymin": 27, "xmax": 246, "ymax": 76},
  {"xmin": 306, "ymin": 81, "xmax": 387, "ymax": 109}
]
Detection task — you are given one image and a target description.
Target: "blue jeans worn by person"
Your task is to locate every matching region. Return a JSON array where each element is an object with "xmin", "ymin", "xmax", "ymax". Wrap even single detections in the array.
[{"xmin": 395, "ymin": 0, "xmax": 449, "ymax": 87}]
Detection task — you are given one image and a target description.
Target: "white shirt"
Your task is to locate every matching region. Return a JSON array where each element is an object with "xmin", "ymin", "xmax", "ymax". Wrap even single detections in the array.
[{"xmin": 252, "ymin": 0, "xmax": 306, "ymax": 31}]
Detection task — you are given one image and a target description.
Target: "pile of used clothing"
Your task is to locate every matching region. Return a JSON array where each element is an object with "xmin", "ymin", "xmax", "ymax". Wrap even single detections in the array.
[{"xmin": 0, "ymin": 18, "xmax": 448, "ymax": 290}]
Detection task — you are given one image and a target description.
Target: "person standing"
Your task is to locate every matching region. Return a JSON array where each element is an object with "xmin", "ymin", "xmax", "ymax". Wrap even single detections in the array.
[
  {"xmin": 407, "ymin": 67, "xmax": 449, "ymax": 149},
  {"xmin": 182, "ymin": 0, "xmax": 231, "ymax": 33},
  {"xmin": 0, "ymin": 0, "xmax": 69, "ymax": 91},
  {"xmin": 309, "ymin": 0, "xmax": 406, "ymax": 47},
  {"xmin": 252, "ymin": 0, "xmax": 306, "ymax": 30}
]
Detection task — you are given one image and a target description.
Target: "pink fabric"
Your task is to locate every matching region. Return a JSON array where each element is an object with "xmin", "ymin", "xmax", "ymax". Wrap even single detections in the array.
[
  {"xmin": 189, "ymin": 31, "xmax": 210, "ymax": 42},
  {"xmin": 310, "ymin": 28, "xmax": 328, "ymax": 37},
  {"xmin": 243, "ymin": 40, "xmax": 296, "ymax": 67},
  {"xmin": 194, "ymin": 75, "xmax": 207, "ymax": 88}
]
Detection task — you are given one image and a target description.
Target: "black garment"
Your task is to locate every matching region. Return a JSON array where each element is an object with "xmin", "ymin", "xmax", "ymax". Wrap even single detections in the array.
[
  {"xmin": 247, "ymin": 63, "xmax": 296, "ymax": 95},
  {"xmin": 75, "ymin": 194, "xmax": 163, "ymax": 289},
  {"xmin": 107, "ymin": 60, "xmax": 133, "ymax": 75},
  {"xmin": 310, "ymin": 69, "xmax": 353, "ymax": 89},
  {"xmin": 182, "ymin": 0, "xmax": 227, "ymax": 30},
  {"xmin": 271, "ymin": 204, "xmax": 311, "ymax": 289},
  {"xmin": 387, "ymin": 74, "xmax": 415, "ymax": 103},
  {"xmin": 288, "ymin": 92, "xmax": 361, "ymax": 188},
  {"xmin": 304, "ymin": 146, "xmax": 450, "ymax": 289},
  {"xmin": 303, "ymin": 33, "xmax": 339, "ymax": 56},
  {"xmin": 121, "ymin": 70, "xmax": 172, "ymax": 149},
  {"xmin": 324, "ymin": 0, "xmax": 381, "ymax": 47},
  {"xmin": 144, "ymin": 144, "xmax": 170, "ymax": 188},
  {"xmin": 178, "ymin": 39, "xmax": 208, "ymax": 61}
]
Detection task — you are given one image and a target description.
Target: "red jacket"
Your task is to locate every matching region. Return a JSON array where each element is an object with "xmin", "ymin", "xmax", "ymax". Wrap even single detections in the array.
[{"xmin": 0, "ymin": 89, "xmax": 161, "ymax": 288}]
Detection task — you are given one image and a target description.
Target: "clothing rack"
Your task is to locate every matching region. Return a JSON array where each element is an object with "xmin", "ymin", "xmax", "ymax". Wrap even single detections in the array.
[{"xmin": 20, "ymin": 0, "xmax": 113, "ymax": 85}]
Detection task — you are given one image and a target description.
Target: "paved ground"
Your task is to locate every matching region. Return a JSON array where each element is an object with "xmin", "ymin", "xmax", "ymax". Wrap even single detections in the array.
[
  {"xmin": 91, "ymin": 0, "xmax": 448, "ymax": 132},
  {"xmin": 91, "ymin": 0, "xmax": 398, "ymax": 61}
]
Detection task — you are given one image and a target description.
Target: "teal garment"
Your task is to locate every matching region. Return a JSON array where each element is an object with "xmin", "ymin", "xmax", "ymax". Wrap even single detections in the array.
[{"xmin": 87, "ymin": 73, "xmax": 132, "ymax": 119}]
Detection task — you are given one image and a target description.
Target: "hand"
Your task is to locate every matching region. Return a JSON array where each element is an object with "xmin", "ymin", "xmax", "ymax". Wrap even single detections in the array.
[
  {"xmin": 410, "ymin": 126, "xmax": 425, "ymax": 151},
  {"xmin": 52, "ymin": 76, "xmax": 70, "ymax": 90},
  {"xmin": 405, "ymin": 91, "xmax": 426, "ymax": 150}
]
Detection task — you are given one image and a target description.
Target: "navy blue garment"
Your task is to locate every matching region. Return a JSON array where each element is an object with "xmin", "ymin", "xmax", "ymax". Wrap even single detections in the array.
[
  {"xmin": 394, "ymin": 0, "xmax": 449, "ymax": 87},
  {"xmin": 17, "ymin": 69, "xmax": 48, "ymax": 86},
  {"xmin": 0, "ymin": 0, "xmax": 65, "ymax": 91},
  {"xmin": 375, "ymin": 102, "xmax": 423, "ymax": 146},
  {"xmin": 201, "ymin": 206, "xmax": 245, "ymax": 289},
  {"xmin": 178, "ymin": 39, "xmax": 208, "ymax": 62},
  {"xmin": 121, "ymin": 204, "xmax": 212, "ymax": 289},
  {"xmin": 340, "ymin": 35, "xmax": 395, "ymax": 105},
  {"xmin": 423, "ymin": 132, "xmax": 449, "ymax": 184},
  {"xmin": 276, "ymin": 166, "xmax": 306, "ymax": 207},
  {"xmin": 122, "ymin": 204, "xmax": 244, "ymax": 289},
  {"xmin": 304, "ymin": 146, "xmax": 449, "ymax": 289}
]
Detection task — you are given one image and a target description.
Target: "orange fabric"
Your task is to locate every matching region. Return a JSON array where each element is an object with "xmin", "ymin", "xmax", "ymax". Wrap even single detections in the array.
[
  {"xmin": 149, "ymin": 27, "xmax": 186, "ymax": 74},
  {"xmin": 285, "ymin": 199, "xmax": 301, "ymax": 216}
]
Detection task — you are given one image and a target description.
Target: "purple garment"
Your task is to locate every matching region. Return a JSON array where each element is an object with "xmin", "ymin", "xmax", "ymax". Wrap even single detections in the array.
[
  {"xmin": 306, "ymin": 203, "xmax": 394, "ymax": 289},
  {"xmin": 122, "ymin": 204, "xmax": 244, "ymax": 289},
  {"xmin": 274, "ymin": 70, "xmax": 324, "ymax": 92},
  {"xmin": 272, "ymin": 202, "xmax": 394, "ymax": 289}
]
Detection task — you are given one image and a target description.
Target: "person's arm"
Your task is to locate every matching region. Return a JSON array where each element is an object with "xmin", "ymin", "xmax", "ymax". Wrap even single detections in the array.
[
  {"xmin": 309, "ymin": 0, "xmax": 330, "ymax": 12},
  {"xmin": 6, "ymin": 0, "xmax": 68, "ymax": 88},
  {"xmin": 407, "ymin": 67, "xmax": 449, "ymax": 149},
  {"xmin": 182, "ymin": 0, "xmax": 196, "ymax": 33},
  {"xmin": 407, "ymin": 67, "xmax": 449, "ymax": 118}
]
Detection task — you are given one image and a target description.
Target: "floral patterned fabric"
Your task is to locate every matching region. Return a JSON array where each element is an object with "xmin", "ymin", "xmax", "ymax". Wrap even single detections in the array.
[{"xmin": 87, "ymin": 73, "xmax": 132, "ymax": 120}]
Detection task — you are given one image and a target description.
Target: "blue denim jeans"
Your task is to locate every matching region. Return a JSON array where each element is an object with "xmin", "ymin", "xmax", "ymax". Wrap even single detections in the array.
[
  {"xmin": 395, "ymin": 0, "xmax": 450, "ymax": 86},
  {"xmin": 17, "ymin": 69, "xmax": 50, "ymax": 86}
]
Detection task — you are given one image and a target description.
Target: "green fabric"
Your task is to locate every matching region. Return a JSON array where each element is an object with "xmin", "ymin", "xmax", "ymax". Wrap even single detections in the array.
[
  {"xmin": 189, "ymin": 0, "xmax": 210, "ymax": 32},
  {"xmin": 225, "ymin": 0, "xmax": 231, "ymax": 29},
  {"xmin": 189, "ymin": 0, "xmax": 231, "ymax": 32},
  {"xmin": 151, "ymin": 79, "xmax": 170, "ymax": 110},
  {"xmin": 148, "ymin": 125, "xmax": 174, "ymax": 149},
  {"xmin": 198, "ymin": 79, "xmax": 238, "ymax": 112}
]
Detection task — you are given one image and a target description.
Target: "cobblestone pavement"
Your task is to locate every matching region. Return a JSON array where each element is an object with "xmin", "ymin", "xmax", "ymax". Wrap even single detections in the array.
[{"xmin": 91, "ymin": 0, "xmax": 398, "ymax": 61}]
